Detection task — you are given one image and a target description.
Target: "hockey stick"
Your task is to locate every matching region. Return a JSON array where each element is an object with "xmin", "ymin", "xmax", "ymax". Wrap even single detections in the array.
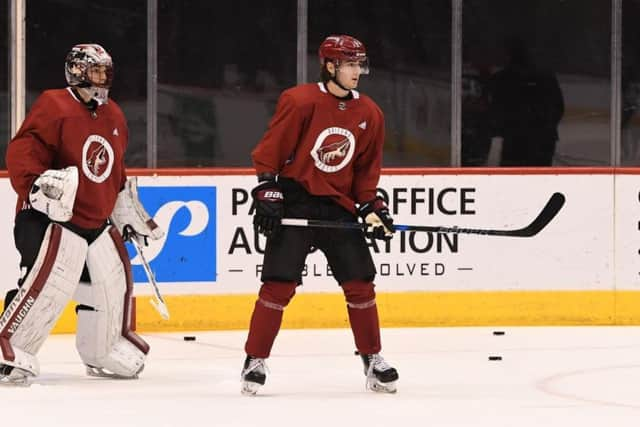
[
  {"xmin": 281, "ymin": 192, "xmax": 565, "ymax": 238},
  {"xmin": 129, "ymin": 237, "xmax": 170, "ymax": 320}
]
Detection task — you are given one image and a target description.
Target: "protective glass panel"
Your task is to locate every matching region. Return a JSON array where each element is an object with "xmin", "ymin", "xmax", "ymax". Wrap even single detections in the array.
[
  {"xmin": 25, "ymin": 1, "xmax": 147, "ymax": 165},
  {"xmin": 158, "ymin": 0, "xmax": 297, "ymax": 166},
  {"xmin": 0, "ymin": 1, "xmax": 9, "ymax": 165},
  {"xmin": 309, "ymin": 0, "xmax": 452, "ymax": 166},
  {"xmin": 622, "ymin": 0, "xmax": 640, "ymax": 165},
  {"xmin": 463, "ymin": 0, "xmax": 611, "ymax": 166}
]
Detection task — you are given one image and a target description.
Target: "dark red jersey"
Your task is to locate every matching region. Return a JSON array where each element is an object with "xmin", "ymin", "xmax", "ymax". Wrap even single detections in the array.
[
  {"xmin": 251, "ymin": 82, "xmax": 385, "ymax": 212},
  {"xmin": 6, "ymin": 88, "xmax": 128, "ymax": 229}
]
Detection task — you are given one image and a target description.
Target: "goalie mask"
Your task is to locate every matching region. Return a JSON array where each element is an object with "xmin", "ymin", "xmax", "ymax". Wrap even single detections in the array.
[
  {"xmin": 65, "ymin": 44, "xmax": 113, "ymax": 105},
  {"xmin": 318, "ymin": 35, "xmax": 369, "ymax": 75}
]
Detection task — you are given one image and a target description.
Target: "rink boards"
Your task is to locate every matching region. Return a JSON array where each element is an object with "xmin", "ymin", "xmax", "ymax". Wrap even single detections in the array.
[{"xmin": 0, "ymin": 167, "xmax": 639, "ymax": 332}]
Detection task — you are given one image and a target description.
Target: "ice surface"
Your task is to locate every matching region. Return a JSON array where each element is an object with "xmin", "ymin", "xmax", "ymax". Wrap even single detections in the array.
[{"xmin": 2, "ymin": 327, "xmax": 640, "ymax": 426}]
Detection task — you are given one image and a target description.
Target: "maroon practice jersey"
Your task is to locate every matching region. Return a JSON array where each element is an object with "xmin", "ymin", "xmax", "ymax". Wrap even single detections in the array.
[
  {"xmin": 252, "ymin": 82, "xmax": 385, "ymax": 213},
  {"xmin": 6, "ymin": 88, "xmax": 128, "ymax": 229}
]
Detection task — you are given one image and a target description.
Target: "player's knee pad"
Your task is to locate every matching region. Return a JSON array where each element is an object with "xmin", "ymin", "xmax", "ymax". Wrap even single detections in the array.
[
  {"xmin": 341, "ymin": 280, "xmax": 376, "ymax": 308},
  {"xmin": 75, "ymin": 226, "xmax": 149, "ymax": 378},
  {"xmin": 258, "ymin": 281, "xmax": 297, "ymax": 310},
  {"xmin": 0, "ymin": 224, "xmax": 87, "ymax": 376}
]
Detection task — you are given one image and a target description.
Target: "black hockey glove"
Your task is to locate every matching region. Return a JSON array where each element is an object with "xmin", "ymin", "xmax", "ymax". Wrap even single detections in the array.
[
  {"xmin": 251, "ymin": 179, "xmax": 284, "ymax": 238},
  {"xmin": 358, "ymin": 197, "xmax": 395, "ymax": 240}
]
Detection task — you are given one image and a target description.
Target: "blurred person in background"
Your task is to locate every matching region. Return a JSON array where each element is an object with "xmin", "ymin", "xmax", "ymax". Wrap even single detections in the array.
[
  {"xmin": 488, "ymin": 36, "xmax": 564, "ymax": 166},
  {"xmin": 462, "ymin": 61, "xmax": 494, "ymax": 166}
]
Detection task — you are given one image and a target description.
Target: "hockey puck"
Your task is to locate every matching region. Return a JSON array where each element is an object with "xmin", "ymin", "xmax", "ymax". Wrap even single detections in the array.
[
  {"xmin": 183, "ymin": 336, "xmax": 196, "ymax": 341},
  {"xmin": 492, "ymin": 331, "xmax": 505, "ymax": 336},
  {"xmin": 488, "ymin": 356, "xmax": 502, "ymax": 361}
]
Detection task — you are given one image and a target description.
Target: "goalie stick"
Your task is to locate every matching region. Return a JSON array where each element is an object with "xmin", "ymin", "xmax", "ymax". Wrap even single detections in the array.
[
  {"xmin": 129, "ymin": 237, "xmax": 170, "ymax": 320},
  {"xmin": 281, "ymin": 192, "xmax": 565, "ymax": 238}
]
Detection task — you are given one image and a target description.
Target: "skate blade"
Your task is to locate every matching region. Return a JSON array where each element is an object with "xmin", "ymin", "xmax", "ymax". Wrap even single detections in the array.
[
  {"xmin": 0, "ymin": 378, "xmax": 31, "ymax": 387},
  {"xmin": 241, "ymin": 381, "xmax": 261, "ymax": 396},
  {"xmin": 367, "ymin": 378, "xmax": 397, "ymax": 394},
  {"xmin": 86, "ymin": 365, "xmax": 143, "ymax": 380},
  {"xmin": 0, "ymin": 370, "xmax": 32, "ymax": 387}
]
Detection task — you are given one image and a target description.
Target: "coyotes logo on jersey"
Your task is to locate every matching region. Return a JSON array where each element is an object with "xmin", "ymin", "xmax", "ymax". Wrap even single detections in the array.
[
  {"xmin": 82, "ymin": 134, "xmax": 115, "ymax": 183},
  {"xmin": 310, "ymin": 126, "xmax": 356, "ymax": 173},
  {"xmin": 88, "ymin": 144, "xmax": 107, "ymax": 175}
]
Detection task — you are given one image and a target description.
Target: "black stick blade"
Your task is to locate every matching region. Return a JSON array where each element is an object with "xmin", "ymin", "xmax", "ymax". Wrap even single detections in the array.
[
  {"xmin": 395, "ymin": 192, "xmax": 566, "ymax": 237},
  {"xmin": 496, "ymin": 192, "xmax": 565, "ymax": 237}
]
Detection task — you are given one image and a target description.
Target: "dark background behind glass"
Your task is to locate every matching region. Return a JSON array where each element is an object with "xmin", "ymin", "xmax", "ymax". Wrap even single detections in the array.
[
  {"xmin": 1, "ymin": 1, "xmax": 9, "ymax": 155},
  {"xmin": 622, "ymin": 0, "xmax": 640, "ymax": 165},
  {"xmin": 309, "ymin": 0, "xmax": 452, "ymax": 167},
  {"xmin": 158, "ymin": 0, "xmax": 297, "ymax": 167},
  {"xmin": 463, "ymin": 0, "xmax": 611, "ymax": 166},
  {"xmin": 4, "ymin": 1, "xmax": 638, "ymax": 169},
  {"xmin": 25, "ymin": 0, "xmax": 147, "ymax": 165}
]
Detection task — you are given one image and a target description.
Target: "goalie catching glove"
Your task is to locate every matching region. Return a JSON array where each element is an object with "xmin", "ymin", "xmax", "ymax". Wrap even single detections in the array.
[
  {"xmin": 110, "ymin": 177, "xmax": 164, "ymax": 245},
  {"xmin": 252, "ymin": 175, "xmax": 284, "ymax": 238},
  {"xmin": 358, "ymin": 196, "xmax": 395, "ymax": 240},
  {"xmin": 29, "ymin": 166, "xmax": 79, "ymax": 222}
]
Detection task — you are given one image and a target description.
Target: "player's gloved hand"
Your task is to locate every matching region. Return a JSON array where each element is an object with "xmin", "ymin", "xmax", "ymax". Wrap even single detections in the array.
[
  {"xmin": 29, "ymin": 166, "xmax": 79, "ymax": 222},
  {"xmin": 251, "ymin": 177, "xmax": 284, "ymax": 238},
  {"xmin": 358, "ymin": 196, "xmax": 395, "ymax": 240},
  {"xmin": 110, "ymin": 177, "xmax": 164, "ymax": 246}
]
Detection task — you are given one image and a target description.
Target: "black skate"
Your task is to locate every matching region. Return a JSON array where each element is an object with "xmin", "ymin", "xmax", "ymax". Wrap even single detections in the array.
[
  {"xmin": 241, "ymin": 356, "xmax": 267, "ymax": 396},
  {"xmin": 360, "ymin": 353, "xmax": 399, "ymax": 393}
]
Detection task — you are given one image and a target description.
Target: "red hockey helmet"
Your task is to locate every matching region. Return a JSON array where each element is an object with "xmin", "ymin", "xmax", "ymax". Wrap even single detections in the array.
[{"xmin": 318, "ymin": 35, "xmax": 369, "ymax": 74}]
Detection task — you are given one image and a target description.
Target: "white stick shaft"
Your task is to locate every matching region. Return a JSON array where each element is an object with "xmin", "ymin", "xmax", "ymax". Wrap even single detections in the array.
[{"xmin": 131, "ymin": 239, "xmax": 170, "ymax": 320}]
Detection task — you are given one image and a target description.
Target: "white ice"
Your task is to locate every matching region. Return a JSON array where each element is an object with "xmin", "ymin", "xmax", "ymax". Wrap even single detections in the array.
[{"xmin": 2, "ymin": 327, "xmax": 640, "ymax": 426}]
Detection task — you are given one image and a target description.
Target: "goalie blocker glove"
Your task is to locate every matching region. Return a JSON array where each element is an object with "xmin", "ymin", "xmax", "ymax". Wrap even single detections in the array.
[
  {"xmin": 358, "ymin": 196, "xmax": 395, "ymax": 240},
  {"xmin": 251, "ymin": 174, "xmax": 284, "ymax": 238}
]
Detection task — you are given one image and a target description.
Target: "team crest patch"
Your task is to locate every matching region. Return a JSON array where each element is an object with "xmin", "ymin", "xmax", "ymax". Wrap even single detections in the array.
[
  {"xmin": 82, "ymin": 134, "xmax": 114, "ymax": 183},
  {"xmin": 310, "ymin": 127, "xmax": 356, "ymax": 173}
]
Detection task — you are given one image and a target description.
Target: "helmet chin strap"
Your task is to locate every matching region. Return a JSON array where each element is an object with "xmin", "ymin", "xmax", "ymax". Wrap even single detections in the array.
[{"xmin": 331, "ymin": 74, "xmax": 351, "ymax": 92}]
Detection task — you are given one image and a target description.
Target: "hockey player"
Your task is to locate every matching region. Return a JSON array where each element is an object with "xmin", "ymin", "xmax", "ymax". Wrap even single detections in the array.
[
  {"xmin": 0, "ymin": 44, "xmax": 163, "ymax": 384},
  {"xmin": 241, "ymin": 35, "xmax": 399, "ymax": 395}
]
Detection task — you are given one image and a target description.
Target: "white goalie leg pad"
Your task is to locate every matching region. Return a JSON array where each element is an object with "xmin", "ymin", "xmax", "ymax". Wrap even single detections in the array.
[
  {"xmin": 73, "ymin": 281, "xmax": 94, "ymax": 308},
  {"xmin": 76, "ymin": 226, "xmax": 150, "ymax": 378},
  {"xmin": 0, "ymin": 224, "xmax": 87, "ymax": 376}
]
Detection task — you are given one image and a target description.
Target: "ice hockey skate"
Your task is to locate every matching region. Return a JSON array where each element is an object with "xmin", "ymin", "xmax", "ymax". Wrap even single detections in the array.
[
  {"xmin": 85, "ymin": 363, "xmax": 145, "ymax": 379},
  {"xmin": 241, "ymin": 356, "xmax": 267, "ymax": 395},
  {"xmin": 360, "ymin": 353, "xmax": 399, "ymax": 393},
  {"xmin": 0, "ymin": 364, "xmax": 32, "ymax": 386}
]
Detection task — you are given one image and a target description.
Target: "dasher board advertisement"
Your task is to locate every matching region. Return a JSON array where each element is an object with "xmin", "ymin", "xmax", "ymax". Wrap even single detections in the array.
[
  {"xmin": 0, "ymin": 170, "xmax": 637, "ymax": 297},
  {"xmin": 132, "ymin": 172, "xmax": 617, "ymax": 294}
]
